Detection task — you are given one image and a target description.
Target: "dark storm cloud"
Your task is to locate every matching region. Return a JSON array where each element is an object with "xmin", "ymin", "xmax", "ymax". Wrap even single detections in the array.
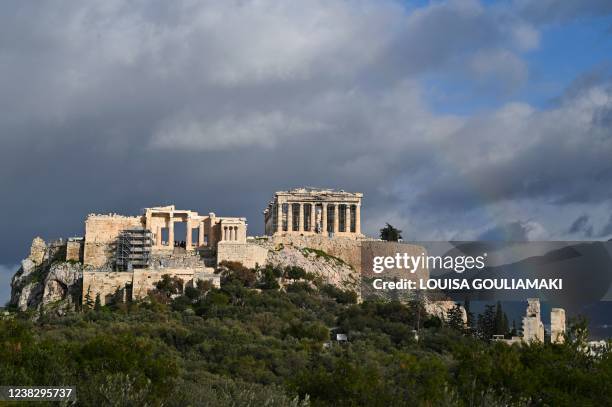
[
  {"xmin": 599, "ymin": 215, "xmax": 612, "ymax": 238},
  {"xmin": 0, "ymin": 0, "xmax": 611, "ymax": 303},
  {"xmin": 568, "ymin": 215, "xmax": 594, "ymax": 237},
  {"xmin": 477, "ymin": 220, "xmax": 547, "ymax": 241}
]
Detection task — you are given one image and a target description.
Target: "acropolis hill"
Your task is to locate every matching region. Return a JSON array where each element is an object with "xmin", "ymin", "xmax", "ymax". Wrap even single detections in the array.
[
  {"xmin": 7, "ymin": 187, "xmax": 565, "ymax": 344},
  {"xmin": 9, "ymin": 188, "xmax": 383, "ymax": 312}
]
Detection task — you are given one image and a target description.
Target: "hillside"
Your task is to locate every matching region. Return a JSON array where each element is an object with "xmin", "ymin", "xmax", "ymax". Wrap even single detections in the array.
[
  {"xmin": 1, "ymin": 260, "xmax": 611, "ymax": 406},
  {"xmin": 8, "ymin": 237, "xmax": 359, "ymax": 314}
]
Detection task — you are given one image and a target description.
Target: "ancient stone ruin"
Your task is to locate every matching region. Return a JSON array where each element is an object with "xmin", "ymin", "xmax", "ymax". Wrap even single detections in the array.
[
  {"xmin": 495, "ymin": 298, "xmax": 565, "ymax": 345},
  {"xmin": 9, "ymin": 186, "xmax": 561, "ymax": 336},
  {"xmin": 9, "ymin": 189, "xmax": 368, "ymax": 311},
  {"xmin": 264, "ymin": 188, "xmax": 363, "ymax": 238},
  {"xmin": 522, "ymin": 298, "xmax": 546, "ymax": 343}
]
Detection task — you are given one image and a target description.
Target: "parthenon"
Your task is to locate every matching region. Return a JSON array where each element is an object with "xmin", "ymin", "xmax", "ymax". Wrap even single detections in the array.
[{"xmin": 263, "ymin": 188, "xmax": 363, "ymax": 238}]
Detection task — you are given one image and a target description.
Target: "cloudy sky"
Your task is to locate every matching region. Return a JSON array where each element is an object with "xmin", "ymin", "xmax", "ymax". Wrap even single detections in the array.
[{"xmin": 1, "ymin": 0, "xmax": 611, "ymax": 303}]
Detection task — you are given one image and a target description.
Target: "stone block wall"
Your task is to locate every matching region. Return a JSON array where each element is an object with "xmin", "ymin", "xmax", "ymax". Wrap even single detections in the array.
[
  {"xmin": 83, "ymin": 214, "xmax": 144, "ymax": 267},
  {"xmin": 217, "ymin": 242, "xmax": 269, "ymax": 269},
  {"xmin": 83, "ymin": 268, "xmax": 219, "ymax": 305},
  {"xmin": 66, "ymin": 239, "xmax": 83, "ymax": 262},
  {"xmin": 82, "ymin": 271, "xmax": 133, "ymax": 305},
  {"xmin": 132, "ymin": 268, "xmax": 201, "ymax": 299},
  {"xmin": 271, "ymin": 235, "xmax": 363, "ymax": 271},
  {"xmin": 270, "ymin": 235, "xmax": 428, "ymax": 277}
]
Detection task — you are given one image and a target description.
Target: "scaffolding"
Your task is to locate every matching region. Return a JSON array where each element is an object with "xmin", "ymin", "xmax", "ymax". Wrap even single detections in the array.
[{"xmin": 116, "ymin": 229, "xmax": 152, "ymax": 271}]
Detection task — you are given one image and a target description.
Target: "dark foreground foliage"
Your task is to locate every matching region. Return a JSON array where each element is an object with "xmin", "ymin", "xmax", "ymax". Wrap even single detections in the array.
[{"xmin": 1, "ymin": 265, "xmax": 611, "ymax": 406}]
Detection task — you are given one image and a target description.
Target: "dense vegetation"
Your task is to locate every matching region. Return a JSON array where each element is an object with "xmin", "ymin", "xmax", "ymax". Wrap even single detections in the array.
[
  {"xmin": 1, "ymin": 262, "xmax": 611, "ymax": 406},
  {"xmin": 379, "ymin": 223, "xmax": 402, "ymax": 242}
]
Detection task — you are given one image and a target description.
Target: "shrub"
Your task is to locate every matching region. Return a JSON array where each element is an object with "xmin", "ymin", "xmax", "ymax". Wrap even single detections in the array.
[{"xmin": 321, "ymin": 284, "xmax": 358, "ymax": 304}]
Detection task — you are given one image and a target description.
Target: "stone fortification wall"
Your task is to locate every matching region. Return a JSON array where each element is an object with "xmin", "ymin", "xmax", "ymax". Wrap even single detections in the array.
[
  {"xmin": 83, "ymin": 268, "xmax": 218, "ymax": 305},
  {"xmin": 83, "ymin": 214, "xmax": 144, "ymax": 267},
  {"xmin": 66, "ymin": 239, "xmax": 83, "ymax": 262},
  {"xmin": 131, "ymin": 268, "xmax": 217, "ymax": 299},
  {"xmin": 270, "ymin": 235, "xmax": 428, "ymax": 277},
  {"xmin": 149, "ymin": 250, "xmax": 206, "ymax": 269},
  {"xmin": 271, "ymin": 235, "xmax": 364, "ymax": 272},
  {"xmin": 82, "ymin": 271, "xmax": 133, "ymax": 305},
  {"xmin": 217, "ymin": 242, "xmax": 269, "ymax": 269}
]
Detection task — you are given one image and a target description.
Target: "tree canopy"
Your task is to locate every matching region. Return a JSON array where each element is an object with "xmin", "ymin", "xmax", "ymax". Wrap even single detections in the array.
[
  {"xmin": 1, "ymin": 263, "xmax": 610, "ymax": 406},
  {"xmin": 379, "ymin": 223, "xmax": 402, "ymax": 241}
]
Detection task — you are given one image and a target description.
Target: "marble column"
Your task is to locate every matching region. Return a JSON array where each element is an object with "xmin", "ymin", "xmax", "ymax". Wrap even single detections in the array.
[
  {"xmin": 310, "ymin": 203, "xmax": 316, "ymax": 232},
  {"xmin": 298, "ymin": 203, "xmax": 304, "ymax": 232},
  {"xmin": 145, "ymin": 213, "xmax": 152, "ymax": 230},
  {"xmin": 333, "ymin": 204, "xmax": 339, "ymax": 233},
  {"xmin": 322, "ymin": 203, "xmax": 328, "ymax": 234},
  {"xmin": 355, "ymin": 204, "xmax": 361, "ymax": 234},
  {"xmin": 156, "ymin": 226, "xmax": 162, "ymax": 247},
  {"xmin": 345, "ymin": 205, "xmax": 351, "ymax": 233},
  {"xmin": 287, "ymin": 203, "xmax": 293, "ymax": 232},
  {"xmin": 276, "ymin": 203, "xmax": 283, "ymax": 233},
  {"xmin": 186, "ymin": 218, "xmax": 192, "ymax": 250},
  {"xmin": 168, "ymin": 215, "xmax": 174, "ymax": 247},
  {"xmin": 199, "ymin": 222, "xmax": 204, "ymax": 246}
]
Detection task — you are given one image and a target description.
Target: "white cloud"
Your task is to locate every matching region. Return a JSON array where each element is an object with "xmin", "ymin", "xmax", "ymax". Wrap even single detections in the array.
[
  {"xmin": 510, "ymin": 22, "xmax": 540, "ymax": 51},
  {"xmin": 0, "ymin": 0, "xmax": 610, "ymax": 262}
]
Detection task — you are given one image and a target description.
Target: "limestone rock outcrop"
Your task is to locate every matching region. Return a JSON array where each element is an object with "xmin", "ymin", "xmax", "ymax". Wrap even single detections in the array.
[
  {"xmin": 10, "ymin": 237, "xmax": 82, "ymax": 312},
  {"xmin": 424, "ymin": 299, "xmax": 467, "ymax": 324},
  {"xmin": 264, "ymin": 242, "xmax": 360, "ymax": 290}
]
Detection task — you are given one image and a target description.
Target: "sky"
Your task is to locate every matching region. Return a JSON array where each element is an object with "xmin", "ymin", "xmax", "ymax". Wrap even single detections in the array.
[{"xmin": 1, "ymin": 0, "xmax": 611, "ymax": 304}]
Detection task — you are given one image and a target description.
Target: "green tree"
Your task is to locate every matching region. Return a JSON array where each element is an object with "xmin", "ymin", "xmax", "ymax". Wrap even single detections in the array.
[
  {"xmin": 478, "ymin": 304, "xmax": 496, "ymax": 340},
  {"xmin": 217, "ymin": 261, "xmax": 257, "ymax": 287},
  {"xmin": 490, "ymin": 301, "xmax": 510, "ymax": 336},
  {"xmin": 284, "ymin": 266, "xmax": 306, "ymax": 280},
  {"xmin": 321, "ymin": 284, "xmax": 357, "ymax": 304},
  {"xmin": 410, "ymin": 290, "xmax": 427, "ymax": 330},
  {"xmin": 566, "ymin": 315, "xmax": 590, "ymax": 350},
  {"xmin": 155, "ymin": 274, "xmax": 184, "ymax": 297},
  {"xmin": 94, "ymin": 293, "xmax": 102, "ymax": 311},
  {"xmin": 379, "ymin": 223, "xmax": 402, "ymax": 241},
  {"xmin": 447, "ymin": 303, "xmax": 465, "ymax": 333},
  {"xmin": 84, "ymin": 286, "xmax": 94, "ymax": 310}
]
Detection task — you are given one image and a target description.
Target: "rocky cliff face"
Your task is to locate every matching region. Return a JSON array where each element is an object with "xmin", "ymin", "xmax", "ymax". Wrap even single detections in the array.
[
  {"xmin": 264, "ymin": 242, "xmax": 360, "ymax": 291},
  {"xmin": 9, "ymin": 237, "xmax": 82, "ymax": 313}
]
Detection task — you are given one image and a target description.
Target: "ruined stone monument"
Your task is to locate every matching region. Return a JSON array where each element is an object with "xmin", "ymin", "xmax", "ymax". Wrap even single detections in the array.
[
  {"xmin": 84, "ymin": 205, "xmax": 247, "ymax": 268},
  {"xmin": 78, "ymin": 204, "xmax": 252, "ymax": 304},
  {"xmin": 522, "ymin": 298, "xmax": 545, "ymax": 343},
  {"xmin": 492, "ymin": 298, "xmax": 565, "ymax": 345},
  {"xmin": 551, "ymin": 307, "xmax": 566, "ymax": 344},
  {"xmin": 263, "ymin": 188, "xmax": 363, "ymax": 238}
]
